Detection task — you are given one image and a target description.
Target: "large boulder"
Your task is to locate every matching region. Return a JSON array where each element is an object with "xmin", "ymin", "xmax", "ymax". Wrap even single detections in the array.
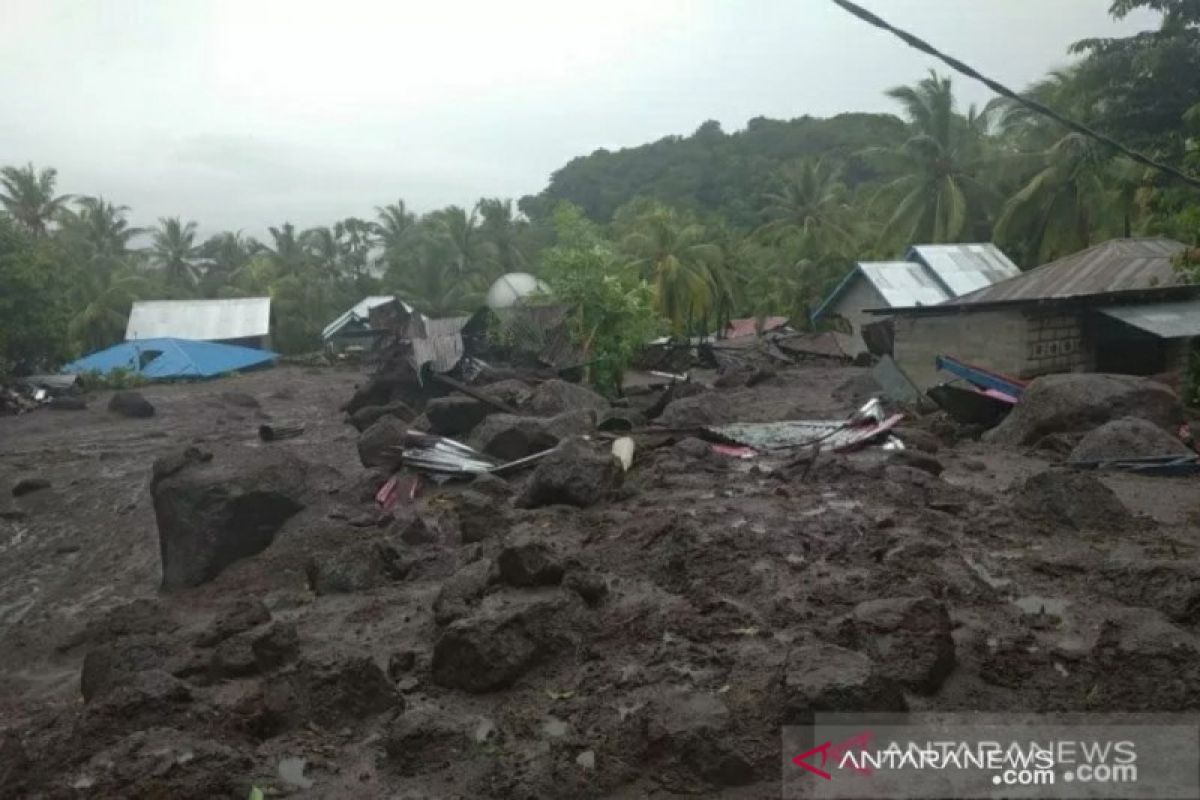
[
  {"xmin": 1068, "ymin": 416, "xmax": 1192, "ymax": 463},
  {"xmin": 496, "ymin": 537, "xmax": 564, "ymax": 587},
  {"xmin": 469, "ymin": 409, "xmax": 595, "ymax": 462},
  {"xmin": 357, "ymin": 416, "xmax": 407, "ymax": 468},
  {"xmin": 108, "ymin": 391, "xmax": 155, "ymax": 419},
  {"xmin": 1010, "ymin": 469, "xmax": 1132, "ymax": 530},
  {"xmin": 151, "ymin": 450, "xmax": 312, "ymax": 590},
  {"xmin": 838, "ymin": 596, "xmax": 956, "ymax": 694},
  {"xmin": 348, "ymin": 400, "xmax": 415, "ymax": 432},
  {"xmin": 516, "ymin": 438, "xmax": 623, "ymax": 509},
  {"xmin": 783, "ymin": 642, "xmax": 905, "ymax": 719},
  {"xmin": 425, "ymin": 395, "xmax": 493, "ymax": 437},
  {"xmin": 659, "ymin": 393, "xmax": 739, "ymax": 428},
  {"xmin": 257, "ymin": 654, "xmax": 402, "ymax": 736},
  {"xmin": 305, "ymin": 540, "xmax": 410, "ymax": 595},
  {"xmin": 986, "ymin": 373, "xmax": 1183, "ymax": 446},
  {"xmin": 528, "ymin": 379, "xmax": 608, "ymax": 416}
]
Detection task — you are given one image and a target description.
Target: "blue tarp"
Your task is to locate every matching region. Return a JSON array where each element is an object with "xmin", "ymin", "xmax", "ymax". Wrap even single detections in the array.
[{"xmin": 64, "ymin": 338, "xmax": 277, "ymax": 379}]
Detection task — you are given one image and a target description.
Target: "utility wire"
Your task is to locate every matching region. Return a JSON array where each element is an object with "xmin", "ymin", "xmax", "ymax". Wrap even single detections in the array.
[{"xmin": 830, "ymin": 0, "xmax": 1200, "ymax": 192}]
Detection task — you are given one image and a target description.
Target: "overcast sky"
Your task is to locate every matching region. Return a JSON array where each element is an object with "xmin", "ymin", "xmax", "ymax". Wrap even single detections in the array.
[{"xmin": 2, "ymin": 1, "xmax": 1159, "ymax": 237}]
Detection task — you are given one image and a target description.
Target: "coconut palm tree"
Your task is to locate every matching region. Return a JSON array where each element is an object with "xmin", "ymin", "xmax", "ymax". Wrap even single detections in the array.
[
  {"xmin": 373, "ymin": 200, "xmax": 416, "ymax": 256},
  {"xmin": 258, "ymin": 223, "xmax": 308, "ymax": 275},
  {"xmin": 755, "ymin": 158, "xmax": 854, "ymax": 252},
  {"xmin": 150, "ymin": 217, "xmax": 201, "ymax": 289},
  {"xmin": 476, "ymin": 198, "xmax": 528, "ymax": 277},
  {"xmin": 866, "ymin": 72, "xmax": 994, "ymax": 247},
  {"xmin": 0, "ymin": 163, "xmax": 71, "ymax": 239},
  {"xmin": 620, "ymin": 207, "xmax": 723, "ymax": 334}
]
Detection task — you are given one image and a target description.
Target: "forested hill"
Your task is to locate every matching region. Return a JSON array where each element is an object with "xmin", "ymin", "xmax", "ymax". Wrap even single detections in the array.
[{"xmin": 519, "ymin": 113, "xmax": 906, "ymax": 228}]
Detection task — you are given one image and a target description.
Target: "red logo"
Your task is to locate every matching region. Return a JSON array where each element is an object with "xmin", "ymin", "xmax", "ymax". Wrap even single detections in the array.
[{"xmin": 793, "ymin": 731, "xmax": 876, "ymax": 780}]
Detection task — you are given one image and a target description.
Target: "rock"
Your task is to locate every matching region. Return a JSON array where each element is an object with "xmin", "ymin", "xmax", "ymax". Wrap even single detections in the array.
[
  {"xmin": 382, "ymin": 709, "xmax": 471, "ymax": 776},
  {"xmin": 387, "ymin": 650, "xmax": 417, "ymax": 679},
  {"xmin": 673, "ymin": 436, "xmax": 713, "ymax": 460},
  {"xmin": 151, "ymin": 450, "xmax": 310, "ymax": 590},
  {"xmin": 646, "ymin": 691, "xmax": 755, "ymax": 788},
  {"xmin": 433, "ymin": 559, "xmax": 492, "ymax": 625},
  {"xmin": 195, "ymin": 599, "xmax": 271, "ymax": 647},
  {"xmin": 219, "ymin": 391, "xmax": 260, "ymax": 409},
  {"xmin": 841, "ymin": 596, "xmax": 956, "ymax": 694},
  {"xmin": 1084, "ymin": 607, "xmax": 1200, "ymax": 711},
  {"xmin": 469, "ymin": 409, "xmax": 595, "ymax": 462},
  {"xmin": 59, "ymin": 599, "xmax": 178, "ymax": 652},
  {"xmin": 306, "ymin": 540, "xmax": 409, "ymax": 594},
  {"xmin": 152, "ymin": 446, "xmax": 213, "ymax": 482},
  {"xmin": 258, "ymin": 654, "xmax": 402, "ymax": 735},
  {"xmin": 893, "ymin": 426, "xmax": 942, "ymax": 454},
  {"xmin": 393, "ymin": 511, "xmax": 436, "ymax": 545},
  {"xmin": 81, "ymin": 636, "xmax": 173, "ymax": 702},
  {"xmin": 528, "ymin": 379, "xmax": 608, "ymax": 416},
  {"xmin": 251, "ymin": 622, "xmax": 300, "ymax": 672},
  {"xmin": 210, "ymin": 634, "xmax": 259, "ymax": 678},
  {"xmin": 431, "ymin": 590, "xmax": 583, "ymax": 692},
  {"xmin": 11, "ymin": 477, "xmax": 50, "ymax": 497},
  {"xmin": 985, "ymin": 373, "xmax": 1183, "ymax": 446},
  {"xmin": 47, "ymin": 396, "xmax": 87, "ymax": 410},
  {"xmin": 470, "ymin": 472, "xmax": 514, "ymax": 498},
  {"xmin": 349, "ymin": 400, "xmax": 416, "ymax": 432},
  {"xmin": 108, "ymin": 391, "xmax": 155, "ymax": 418},
  {"xmin": 426, "ymin": 395, "xmax": 493, "ymax": 436},
  {"xmin": 357, "ymin": 416, "xmax": 407, "ymax": 468},
  {"xmin": 597, "ymin": 407, "xmax": 646, "ymax": 432},
  {"xmin": 783, "ymin": 642, "xmax": 905, "ymax": 718},
  {"xmin": 659, "ymin": 393, "xmax": 738, "ymax": 428},
  {"xmin": 453, "ymin": 490, "xmax": 504, "ymax": 544},
  {"xmin": 563, "ymin": 569, "xmax": 608, "ymax": 606},
  {"xmin": 886, "ymin": 450, "xmax": 944, "ymax": 476},
  {"xmin": 1068, "ymin": 416, "xmax": 1192, "ymax": 463},
  {"xmin": 481, "ymin": 378, "xmax": 534, "ymax": 408},
  {"xmin": 1010, "ymin": 470, "xmax": 1132, "ymax": 530},
  {"xmin": 1100, "ymin": 559, "xmax": 1200, "ymax": 624},
  {"xmin": 516, "ymin": 439, "xmax": 622, "ymax": 509},
  {"xmin": 496, "ymin": 538, "xmax": 564, "ymax": 587}
]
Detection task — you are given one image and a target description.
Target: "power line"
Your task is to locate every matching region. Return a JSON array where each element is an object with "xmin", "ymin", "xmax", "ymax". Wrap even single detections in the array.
[{"xmin": 829, "ymin": 0, "xmax": 1200, "ymax": 192}]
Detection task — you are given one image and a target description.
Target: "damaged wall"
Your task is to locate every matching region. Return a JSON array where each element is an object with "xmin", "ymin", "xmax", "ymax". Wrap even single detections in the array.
[
  {"xmin": 892, "ymin": 308, "xmax": 1028, "ymax": 390},
  {"xmin": 827, "ymin": 278, "xmax": 890, "ymax": 357}
]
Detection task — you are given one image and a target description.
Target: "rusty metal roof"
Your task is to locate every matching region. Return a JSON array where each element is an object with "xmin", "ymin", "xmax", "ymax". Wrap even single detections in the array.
[{"xmin": 952, "ymin": 238, "xmax": 1190, "ymax": 305}]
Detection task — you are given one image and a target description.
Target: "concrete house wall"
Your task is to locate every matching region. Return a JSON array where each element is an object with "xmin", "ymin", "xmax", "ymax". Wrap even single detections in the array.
[
  {"xmin": 827, "ymin": 277, "xmax": 889, "ymax": 356},
  {"xmin": 892, "ymin": 309, "xmax": 1029, "ymax": 390}
]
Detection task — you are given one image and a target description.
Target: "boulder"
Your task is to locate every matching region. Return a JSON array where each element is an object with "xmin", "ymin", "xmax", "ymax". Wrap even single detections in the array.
[
  {"xmin": 453, "ymin": 490, "xmax": 505, "ymax": 544},
  {"xmin": 251, "ymin": 622, "xmax": 300, "ymax": 672},
  {"xmin": 892, "ymin": 426, "xmax": 942, "ymax": 454},
  {"xmin": 393, "ymin": 511, "xmax": 436, "ymax": 545},
  {"xmin": 886, "ymin": 450, "xmax": 944, "ymax": 476},
  {"xmin": 306, "ymin": 540, "xmax": 410, "ymax": 595},
  {"xmin": 659, "ymin": 393, "xmax": 739, "ymax": 428},
  {"xmin": 597, "ymin": 407, "xmax": 646, "ymax": 432},
  {"xmin": 1068, "ymin": 416, "xmax": 1192, "ymax": 463},
  {"xmin": 1010, "ymin": 470, "xmax": 1132, "ymax": 530},
  {"xmin": 425, "ymin": 395, "xmax": 493, "ymax": 436},
  {"xmin": 195, "ymin": 599, "xmax": 270, "ymax": 647},
  {"xmin": 357, "ymin": 416, "xmax": 407, "ymax": 468},
  {"xmin": 151, "ymin": 450, "xmax": 310, "ymax": 590},
  {"xmin": 516, "ymin": 439, "xmax": 622, "ymax": 509},
  {"xmin": 433, "ymin": 559, "xmax": 492, "ymax": 625},
  {"xmin": 258, "ymin": 654, "xmax": 402, "ymax": 735},
  {"xmin": 482, "ymin": 379, "xmax": 534, "ymax": 408},
  {"xmin": 529, "ymin": 379, "xmax": 608, "ymax": 416},
  {"xmin": 382, "ymin": 708, "xmax": 472, "ymax": 776},
  {"xmin": 348, "ymin": 400, "xmax": 416, "ymax": 432},
  {"xmin": 81, "ymin": 635, "xmax": 173, "ymax": 702},
  {"xmin": 431, "ymin": 590, "xmax": 583, "ymax": 692},
  {"xmin": 840, "ymin": 596, "xmax": 956, "ymax": 694},
  {"xmin": 563, "ymin": 568, "xmax": 608, "ymax": 606},
  {"xmin": 108, "ymin": 391, "xmax": 155, "ymax": 419},
  {"xmin": 469, "ymin": 409, "xmax": 595, "ymax": 462},
  {"xmin": 496, "ymin": 538, "xmax": 564, "ymax": 587},
  {"xmin": 469, "ymin": 472, "xmax": 515, "ymax": 498},
  {"xmin": 11, "ymin": 477, "xmax": 50, "ymax": 497},
  {"xmin": 783, "ymin": 642, "xmax": 905, "ymax": 718},
  {"xmin": 985, "ymin": 373, "xmax": 1183, "ymax": 446},
  {"xmin": 673, "ymin": 436, "xmax": 713, "ymax": 460}
]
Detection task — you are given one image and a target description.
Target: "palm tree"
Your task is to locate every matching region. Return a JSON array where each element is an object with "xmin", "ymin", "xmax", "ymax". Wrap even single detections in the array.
[
  {"xmin": 435, "ymin": 205, "xmax": 480, "ymax": 276},
  {"xmin": 620, "ymin": 207, "xmax": 723, "ymax": 334},
  {"xmin": 300, "ymin": 225, "xmax": 341, "ymax": 278},
  {"xmin": 866, "ymin": 72, "xmax": 994, "ymax": 246},
  {"xmin": 150, "ymin": 217, "xmax": 200, "ymax": 289},
  {"xmin": 476, "ymin": 198, "xmax": 528, "ymax": 277},
  {"xmin": 338, "ymin": 216, "xmax": 375, "ymax": 278},
  {"xmin": 0, "ymin": 163, "xmax": 71, "ymax": 239},
  {"xmin": 373, "ymin": 200, "xmax": 416, "ymax": 255},
  {"xmin": 197, "ymin": 231, "xmax": 251, "ymax": 296},
  {"xmin": 755, "ymin": 158, "xmax": 854, "ymax": 252},
  {"xmin": 258, "ymin": 223, "xmax": 308, "ymax": 274}
]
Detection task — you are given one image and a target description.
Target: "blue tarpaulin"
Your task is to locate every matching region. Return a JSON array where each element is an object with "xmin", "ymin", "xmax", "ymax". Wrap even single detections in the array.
[{"xmin": 64, "ymin": 338, "xmax": 277, "ymax": 379}]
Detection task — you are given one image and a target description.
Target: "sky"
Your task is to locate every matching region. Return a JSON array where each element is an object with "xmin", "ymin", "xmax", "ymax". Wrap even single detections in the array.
[{"xmin": 1, "ymin": 0, "xmax": 1161, "ymax": 237}]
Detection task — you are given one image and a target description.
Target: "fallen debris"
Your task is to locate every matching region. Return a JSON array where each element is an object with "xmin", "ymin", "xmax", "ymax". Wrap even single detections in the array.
[
  {"xmin": 706, "ymin": 401, "xmax": 903, "ymax": 453},
  {"xmin": 258, "ymin": 422, "xmax": 305, "ymax": 442},
  {"xmin": 108, "ymin": 391, "xmax": 155, "ymax": 419},
  {"xmin": 611, "ymin": 437, "xmax": 635, "ymax": 472}
]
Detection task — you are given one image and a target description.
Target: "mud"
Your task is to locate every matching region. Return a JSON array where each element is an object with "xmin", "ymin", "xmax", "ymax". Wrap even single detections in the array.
[{"xmin": 3, "ymin": 364, "xmax": 1200, "ymax": 798}]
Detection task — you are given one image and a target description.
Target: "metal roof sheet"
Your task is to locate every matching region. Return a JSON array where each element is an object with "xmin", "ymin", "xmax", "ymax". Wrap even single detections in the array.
[
  {"xmin": 322, "ymin": 295, "xmax": 405, "ymax": 340},
  {"xmin": 1099, "ymin": 300, "xmax": 1200, "ymax": 338},
  {"xmin": 859, "ymin": 261, "xmax": 952, "ymax": 307},
  {"xmin": 908, "ymin": 243, "xmax": 1022, "ymax": 296},
  {"xmin": 953, "ymin": 238, "xmax": 1190, "ymax": 305},
  {"xmin": 126, "ymin": 297, "xmax": 271, "ymax": 341}
]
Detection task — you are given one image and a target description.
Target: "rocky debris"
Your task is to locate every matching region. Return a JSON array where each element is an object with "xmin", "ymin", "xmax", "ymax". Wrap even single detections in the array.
[
  {"xmin": 47, "ymin": 395, "xmax": 87, "ymax": 410},
  {"xmin": 393, "ymin": 510, "xmax": 436, "ymax": 545},
  {"xmin": 1100, "ymin": 559, "xmax": 1200, "ymax": 624},
  {"xmin": 151, "ymin": 450, "xmax": 310, "ymax": 590},
  {"xmin": 470, "ymin": 472, "xmax": 514, "ymax": 498},
  {"xmin": 480, "ymin": 378, "xmax": 534, "ymax": 408},
  {"xmin": 783, "ymin": 642, "xmax": 905, "ymax": 717},
  {"xmin": 645, "ymin": 380, "xmax": 710, "ymax": 420},
  {"xmin": 107, "ymin": 390, "xmax": 155, "ymax": 418},
  {"xmin": 597, "ymin": 407, "xmax": 646, "ymax": 432},
  {"xmin": 496, "ymin": 538, "xmax": 564, "ymax": 587},
  {"xmin": 382, "ymin": 708, "xmax": 472, "ymax": 776},
  {"xmin": 433, "ymin": 559, "xmax": 493, "ymax": 625},
  {"xmin": 357, "ymin": 416, "xmax": 407, "ymax": 468},
  {"xmin": 80, "ymin": 635, "xmax": 174, "ymax": 702},
  {"xmin": 306, "ymin": 540, "xmax": 410, "ymax": 595},
  {"xmin": 1010, "ymin": 470, "xmax": 1132, "ymax": 530},
  {"xmin": 469, "ymin": 409, "xmax": 595, "ymax": 462},
  {"xmin": 387, "ymin": 650, "xmax": 417, "ymax": 678},
  {"xmin": 425, "ymin": 395, "xmax": 493, "ymax": 436},
  {"xmin": 886, "ymin": 450, "xmax": 944, "ymax": 476},
  {"xmin": 11, "ymin": 477, "xmax": 50, "ymax": 496},
  {"xmin": 152, "ymin": 446, "xmax": 213, "ymax": 482},
  {"xmin": 838, "ymin": 596, "xmax": 956, "ymax": 694},
  {"xmin": 517, "ymin": 439, "xmax": 622, "ymax": 509},
  {"xmin": 59, "ymin": 599, "xmax": 179, "ymax": 652},
  {"xmin": 673, "ymin": 436, "xmax": 713, "ymax": 460},
  {"xmin": 219, "ymin": 391, "xmax": 260, "ymax": 409},
  {"xmin": 0, "ymin": 734, "xmax": 31, "ymax": 795},
  {"xmin": 1084, "ymin": 607, "xmax": 1200, "ymax": 711},
  {"xmin": 893, "ymin": 426, "xmax": 941, "ymax": 453},
  {"xmin": 659, "ymin": 392, "xmax": 738, "ymax": 428},
  {"xmin": 195, "ymin": 599, "xmax": 271, "ymax": 647},
  {"xmin": 1068, "ymin": 416, "xmax": 1193, "ymax": 463},
  {"xmin": 453, "ymin": 490, "xmax": 505, "ymax": 544},
  {"xmin": 986, "ymin": 373, "xmax": 1183, "ymax": 446},
  {"xmin": 431, "ymin": 589, "xmax": 583, "ymax": 692},
  {"xmin": 251, "ymin": 622, "xmax": 300, "ymax": 672},
  {"xmin": 646, "ymin": 691, "xmax": 755, "ymax": 789},
  {"xmin": 528, "ymin": 379, "xmax": 608, "ymax": 416},
  {"xmin": 257, "ymin": 654, "xmax": 402, "ymax": 736},
  {"xmin": 349, "ymin": 399, "xmax": 415, "ymax": 432},
  {"xmin": 563, "ymin": 568, "xmax": 608, "ymax": 606}
]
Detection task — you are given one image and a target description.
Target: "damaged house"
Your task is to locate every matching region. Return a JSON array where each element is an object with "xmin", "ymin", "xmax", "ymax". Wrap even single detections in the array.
[
  {"xmin": 125, "ymin": 297, "xmax": 273, "ymax": 350},
  {"xmin": 811, "ymin": 243, "xmax": 1021, "ymax": 356},
  {"xmin": 877, "ymin": 238, "xmax": 1199, "ymax": 390}
]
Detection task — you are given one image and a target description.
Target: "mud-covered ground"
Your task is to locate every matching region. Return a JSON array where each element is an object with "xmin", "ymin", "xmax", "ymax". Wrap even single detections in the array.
[{"xmin": 2, "ymin": 363, "xmax": 1200, "ymax": 798}]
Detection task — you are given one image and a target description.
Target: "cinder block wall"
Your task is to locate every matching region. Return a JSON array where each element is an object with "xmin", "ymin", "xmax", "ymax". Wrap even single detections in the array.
[
  {"xmin": 892, "ymin": 308, "xmax": 1029, "ymax": 389},
  {"xmin": 829, "ymin": 278, "xmax": 889, "ymax": 356},
  {"xmin": 1021, "ymin": 311, "xmax": 1090, "ymax": 377}
]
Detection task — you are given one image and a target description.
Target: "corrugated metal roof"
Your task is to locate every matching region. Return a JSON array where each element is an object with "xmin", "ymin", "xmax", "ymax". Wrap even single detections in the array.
[
  {"xmin": 322, "ymin": 296, "xmax": 406, "ymax": 340},
  {"xmin": 954, "ymin": 238, "xmax": 1190, "ymax": 305},
  {"xmin": 860, "ymin": 261, "xmax": 952, "ymax": 307},
  {"xmin": 126, "ymin": 297, "xmax": 271, "ymax": 342},
  {"xmin": 1100, "ymin": 300, "xmax": 1200, "ymax": 338},
  {"xmin": 908, "ymin": 243, "xmax": 1022, "ymax": 296}
]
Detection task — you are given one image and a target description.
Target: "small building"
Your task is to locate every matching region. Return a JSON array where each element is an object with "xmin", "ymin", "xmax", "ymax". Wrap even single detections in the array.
[
  {"xmin": 322, "ymin": 295, "xmax": 413, "ymax": 353},
  {"xmin": 126, "ymin": 297, "xmax": 272, "ymax": 350},
  {"xmin": 812, "ymin": 244, "xmax": 1021, "ymax": 355},
  {"xmin": 878, "ymin": 238, "xmax": 1199, "ymax": 390}
]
